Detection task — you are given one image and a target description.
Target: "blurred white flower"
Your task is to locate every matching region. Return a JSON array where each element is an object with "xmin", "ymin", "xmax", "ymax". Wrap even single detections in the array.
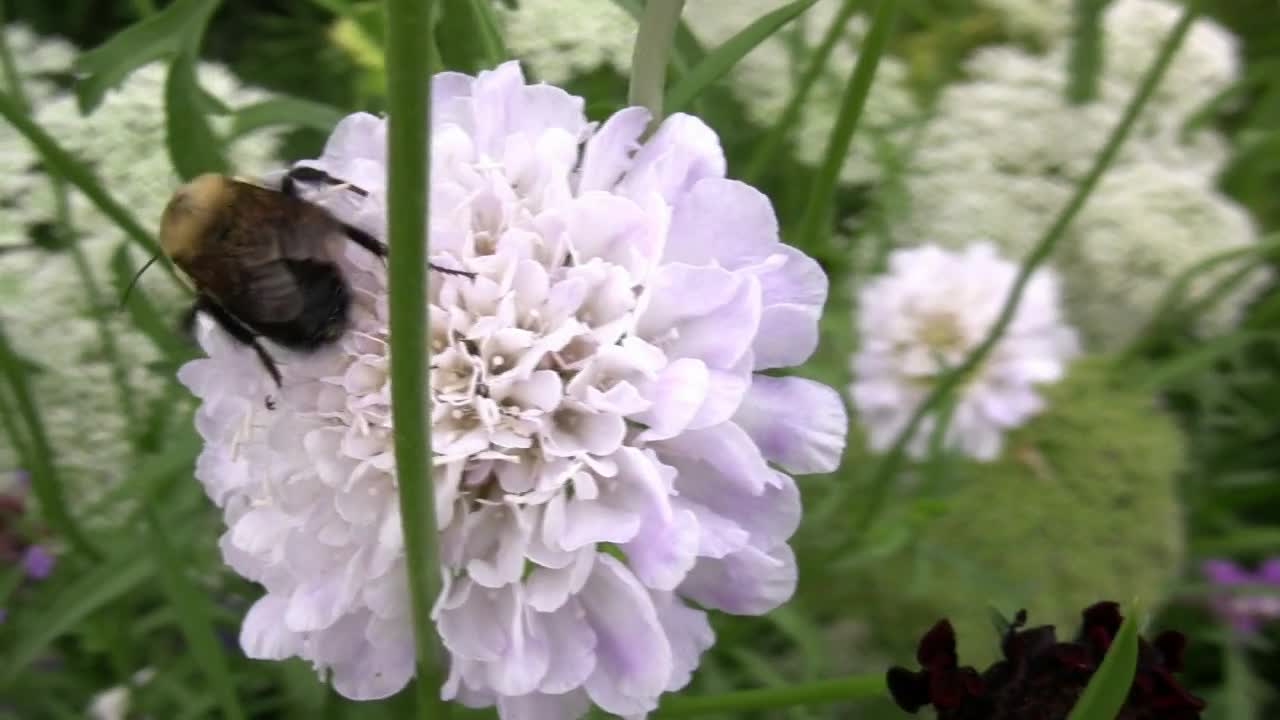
[
  {"xmin": 182, "ymin": 62, "xmax": 846, "ymax": 717},
  {"xmin": 495, "ymin": 0, "xmax": 636, "ymax": 85},
  {"xmin": 498, "ymin": 0, "xmax": 919, "ymax": 183},
  {"xmin": 682, "ymin": 0, "xmax": 919, "ymax": 183},
  {"xmin": 85, "ymin": 668, "xmax": 154, "ymax": 720},
  {"xmin": 894, "ymin": 0, "xmax": 1263, "ymax": 349},
  {"xmin": 0, "ymin": 35, "xmax": 281, "ymax": 498},
  {"xmin": 851, "ymin": 243, "xmax": 1079, "ymax": 461}
]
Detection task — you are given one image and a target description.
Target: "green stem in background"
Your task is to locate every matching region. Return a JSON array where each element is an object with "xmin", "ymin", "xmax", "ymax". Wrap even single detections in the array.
[
  {"xmin": 1066, "ymin": 0, "xmax": 1106, "ymax": 104},
  {"xmin": 745, "ymin": 0, "xmax": 858, "ymax": 184},
  {"xmin": 628, "ymin": 0, "xmax": 686, "ymax": 128},
  {"xmin": 794, "ymin": 0, "xmax": 899, "ymax": 254},
  {"xmin": 0, "ymin": 90, "xmax": 181, "ymax": 286},
  {"xmin": 828, "ymin": 2, "xmax": 1201, "ymax": 539},
  {"xmin": 654, "ymin": 674, "xmax": 884, "ymax": 717},
  {"xmin": 129, "ymin": 0, "xmax": 156, "ymax": 17},
  {"xmin": 0, "ymin": 321, "xmax": 100, "ymax": 559},
  {"xmin": 384, "ymin": 0, "xmax": 449, "ymax": 718}
]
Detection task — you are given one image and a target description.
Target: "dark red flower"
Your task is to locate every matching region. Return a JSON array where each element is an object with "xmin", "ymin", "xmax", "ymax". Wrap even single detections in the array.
[{"xmin": 886, "ymin": 602, "xmax": 1205, "ymax": 719}]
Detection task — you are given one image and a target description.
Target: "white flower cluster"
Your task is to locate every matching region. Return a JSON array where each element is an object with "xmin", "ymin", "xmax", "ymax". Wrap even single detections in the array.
[
  {"xmin": 851, "ymin": 243, "xmax": 1079, "ymax": 460},
  {"xmin": 182, "ymin": 62, "xmax": 846, "ymax": 718},
  {"xmin": 895, "ymin": 0, "xmax": 1264, "ymax": 349},
  {"xmin": 497, "ymin": 0, "xmax": 919, "ymax": 183},
  {"xmin": 0, "ymin": 27, "xmax": 280, "ymax": 497}
]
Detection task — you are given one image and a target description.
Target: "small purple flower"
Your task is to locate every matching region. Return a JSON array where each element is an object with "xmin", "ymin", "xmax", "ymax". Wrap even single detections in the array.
[
  {"xmin": 1202, "ymin": 558, "xmax": 1280, "ymax": 634},
  {"xmin": 21, "ymin": 544, "xmax": 55, "ymax": 580}
]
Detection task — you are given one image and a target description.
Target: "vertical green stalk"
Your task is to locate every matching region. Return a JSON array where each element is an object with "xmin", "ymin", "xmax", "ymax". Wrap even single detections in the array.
[
  {"xmin": 794, "ymin": 0, "xmax": 899, "ymax": 253},
  {"xmin": 628, "ymin": 0, "xmax": 686, "ymax": 128},
  {"xmin": 831, "ymin": 2, "xmax": 1201, "ymax": 538},
  {"xmin": 1067, "ymin": 0, "xmax": 1106, "ymax": 104},
  {"xmin": 384, "ymin": 0, "xmax": 448, "ymax": 717}
]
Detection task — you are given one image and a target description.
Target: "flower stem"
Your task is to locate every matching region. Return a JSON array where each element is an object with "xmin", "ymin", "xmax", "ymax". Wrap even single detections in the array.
[
  {"xmin": 654, "ymin": 674, "xmax": 884, "ymax": 717},
  {"xmin": 794, "ymin": 0, "xmax": 900, "ymax": 253},
  {"xmin": 384, "ymin": 0, "xmax": 449, "ymax": 717},
  {"xmin": 628, "ymin": 0, "xmax": 685, "ymax": 128},
  {"xmin": 829, "ymin": 1, "xmax": 1201, "ymax": 540}
]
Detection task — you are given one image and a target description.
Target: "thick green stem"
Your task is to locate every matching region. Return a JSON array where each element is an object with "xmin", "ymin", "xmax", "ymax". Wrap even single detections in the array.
[
  {"xmin": 794, "ymin": 0, "xmax": 899, "ymax": 253},
  {"xmin": 384, "ymin": 0, "xmax": 449, "ymax": 717},
  {"xmin": 628, "ymin": 0, "xmax": 685, "ymax": 127},
  {"xmin": 655, "ymin": 674, "xmax": 884, "ymax": 717},
  {"xmin": 827, "ymin": 2, "xmax": 1201, "ymax": 538}
]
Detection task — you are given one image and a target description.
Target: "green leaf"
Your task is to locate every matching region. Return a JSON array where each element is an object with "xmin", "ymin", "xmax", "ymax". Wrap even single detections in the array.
[
  {"xmin": 654, "ymin": 674, "xmax": 884, "ymax": 717},
  {"xmin": 1066, "ymin": 606, "xmax": 1139, "ymax": 720},
  {"xmin": 437, "ymin": 0, "xmax": 508, "ymax": 72},
  {"xmin": 73, "ymin": 0, "xmax": 222, "ymax": 112},
  {"xmin": 230, "ymin": 96, "xmax": 348, "ymax": 139},
  {"xmin": 0, "ymin": 548, "xmax": 152, "ymax": 686},
  {"xmin": 745, "ymin": 0, "xmax": 858, "ymax": 183},
  {"xmin": 144, "ymin": 506, "xmax": 246, "ymax": 720},
  {"xmin": 165, "ymin": 52, "xmax": 230, "ymax": 179},
  {"xmin": 665, "ymin": 0, "xmax": 819, "ymax": 114}
]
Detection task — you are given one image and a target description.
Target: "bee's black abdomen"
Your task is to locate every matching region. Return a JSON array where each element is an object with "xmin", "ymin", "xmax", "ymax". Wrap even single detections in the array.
[{"xmin": 248, "ymin": 259, "xmax": 350, "ymax": 350}]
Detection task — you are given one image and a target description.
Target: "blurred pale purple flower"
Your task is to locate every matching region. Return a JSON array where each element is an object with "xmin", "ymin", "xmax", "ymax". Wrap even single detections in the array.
[
  {"xmin": 850, "ymin": 243, "xmax": 1079, "ymax": 461},
  {"xmin": 20, "ymin": 544, "xmax": 54, "ymax": 579},
  {"xmin": 1202, "ymin": 558, "xmax": 1280, "ymax": 634},
  {"xmin": 180, "ymin": 62, "xmax": 846, "ymax": 718}
]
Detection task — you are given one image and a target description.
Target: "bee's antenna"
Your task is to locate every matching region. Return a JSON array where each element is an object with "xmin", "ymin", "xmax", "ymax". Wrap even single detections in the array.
[{"xmin": 119, "ymin": 252, "xmax": 162, "ymax": 310}]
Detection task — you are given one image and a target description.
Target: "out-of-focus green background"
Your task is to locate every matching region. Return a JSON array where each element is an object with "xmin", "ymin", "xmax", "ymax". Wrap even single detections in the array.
[{"xmin": 1, "ymin": 1, "xmax": 1278, "ymax": 718}]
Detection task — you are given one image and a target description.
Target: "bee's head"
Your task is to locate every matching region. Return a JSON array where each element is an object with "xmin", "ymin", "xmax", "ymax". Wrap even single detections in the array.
[{"xmin": 159, "ymin": 173, "xmax": 233, "ymax": 262}]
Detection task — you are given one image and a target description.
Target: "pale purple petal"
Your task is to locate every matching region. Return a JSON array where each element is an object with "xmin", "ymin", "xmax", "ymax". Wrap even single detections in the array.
[
  {"xmin": 581, "ymin": 555, "xmax": 671, "ymax": 715},
  {"xmin": 679, "ymin": 543, "xmax": 797, "ymax": 615},
  {"xmin": 733, "ymin": 375, "xmax": 848, "ymax": 474}
]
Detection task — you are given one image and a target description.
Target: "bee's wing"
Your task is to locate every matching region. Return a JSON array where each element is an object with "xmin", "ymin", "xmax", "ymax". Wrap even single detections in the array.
[{"xmin": 225, "ymin": 263, "xmax": 305, "ymax": 326}]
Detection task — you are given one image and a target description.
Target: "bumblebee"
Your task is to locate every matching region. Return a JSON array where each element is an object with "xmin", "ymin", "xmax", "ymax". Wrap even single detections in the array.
[{"xmin": 155, "ymin": 166, "xmax": 470, "ymax": 386}]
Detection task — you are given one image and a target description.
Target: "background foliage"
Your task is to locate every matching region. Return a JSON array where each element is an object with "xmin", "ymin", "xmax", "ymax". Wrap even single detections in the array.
[{"xmin": 1, "ymin": 0, "xmax": 1278, "ymax": 718}]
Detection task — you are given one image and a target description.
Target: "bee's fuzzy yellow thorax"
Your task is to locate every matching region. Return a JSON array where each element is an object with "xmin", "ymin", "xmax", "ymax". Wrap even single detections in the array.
[{"xmin": 159, "ymin": 173, "xmax": 233, "ymax": 262}]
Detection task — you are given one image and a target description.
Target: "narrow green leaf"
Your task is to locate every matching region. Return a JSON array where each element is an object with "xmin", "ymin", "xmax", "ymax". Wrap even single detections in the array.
[
  {"xmin": 109, "ymin": 243, "xmax": 193, "ymax": 359},
  {"xmin": 1067, "ymin": 0, "xmax": 1107, "ymax": 104},
  {"xmin": 665, "ymin": 0, "xmax": 818, "ymax": 114},
  {"xmin": 144, "ymin": 506, "xmax": 246, "ymax": 720},
  {"xmin": 165, "ymin": 52, "xmax": 230, "ymax": 179},
  {"xmin": 745, "ymin": 0, "xmax": 858, "ymax": 183},
  {"xmin": 1140, "ymin": 332, "xmax": 1280, "ymax": 390},
  {"xmin": 0, "ymin": 89, "xmax": 182, "ymax": 284},
  {"xmin": 1066, "ymin": 606, "xmax": 1139, "ymax": 720},
  {"xmin": 230, "ymin": 96, "xmax": 348, "ymax": 138},
  {"xmin": 384, "ymin": 0, "xmax": 449, "ymax": 718},
  {"xmin": 793, "ymin": 0, "xmax": 898, "ymax": 254},
  {"xmin": 436, "ymin": 0, "xmax": 508, "ymax": 72},
  {"xmin": 728, "ymin": 649, "xmax": 816, "ymax": 720},
  {"xmin": 654, "ymin": 674, "xmax": 884, "ymax": 717},
  {"xmin": 73, "ymin": 0, "xmax": 222, "ymax": 112},
  {"xmin": 0, "ymin": 322, "xmax": 99, "ymax": 559},
  {"xmin": 0, "ymin": 549, "xmax": 152, "ymax": 686}
]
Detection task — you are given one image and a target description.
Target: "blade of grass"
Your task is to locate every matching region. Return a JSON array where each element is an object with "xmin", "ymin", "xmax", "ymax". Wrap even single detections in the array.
[
  {"xmin": 0, "ymin": 89, "xmax": 182, "ymax": 285},
  {"xmin": 0, "ymin": 322, "xmax": 99, "ymax": 559},
  {"xmin": 230, "ymin": 96, "xmax": 348, "ymax": 138},
  {"xmin": 1066, "ymin": 605, "xmax": 1140, "ymax": 720},
  {"xmin": 665, "ymin": 0, "xmax": 818, "ymax": 115},
  {"xmin": 793, "ymin": 0, "xmax": 899, "ymax": 253},
  {"xmin": 0, "ymin": 547, "xmax": 153, "ymax": 686},
  {"xmin": 629, "ymin": 0, "xmax": 686, "ymax": 128},
  {"xmin": 384, "ymin": 0, "xmax": 449, "ymax": 717},
  {"xmin": 744, "ymin": 0, "xmax": 858, "ymax": 184},
  {"xmin": 824, "ymin": 1, "xmax": 1202, "ymax": 538},
  {"xmin": 654, "ymin": 673, "xmax": 883, "ymax": 717},
  {"xmin": 165, "ymin": 50, "xmax": 230, "ymax": 179},
  {"xmin": 436, "ymin": 0, "xmax": 507, "ymax": 72},
  {"xmin": 143, "ymin": 505, "xmax": 245, "ymax": 720}
]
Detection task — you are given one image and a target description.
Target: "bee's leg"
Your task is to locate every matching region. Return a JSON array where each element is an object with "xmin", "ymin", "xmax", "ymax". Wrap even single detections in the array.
[
  {"xmin": 193, "ymin": 295, "xmax": 284, "ymax": 387},
  {"xmin": 283, "ymin": 166, "xmax": 370, "ymax": 198}
]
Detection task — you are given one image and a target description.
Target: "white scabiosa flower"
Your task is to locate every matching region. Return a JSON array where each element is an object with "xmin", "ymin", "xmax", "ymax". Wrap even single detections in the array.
[
  {"xmin": 495, "ymin": 0, "xmax": 636, "ymax": 85},
  {"xmin": 851, "ymin": 243, "xmax": 1079, "ymax": 461},
  {"xmin": 181, "ymin": 62, "xmax": 846, "ymax": 718}
]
